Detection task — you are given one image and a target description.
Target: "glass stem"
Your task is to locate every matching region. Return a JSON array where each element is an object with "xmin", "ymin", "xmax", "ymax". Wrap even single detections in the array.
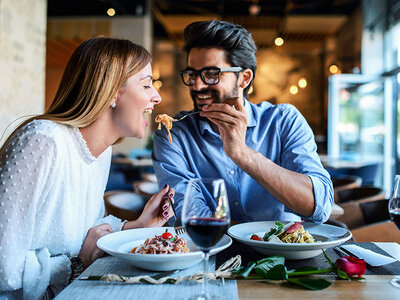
[{"xmin": 202, "ymin": 250, "xmax": 210, "ymax": 297}]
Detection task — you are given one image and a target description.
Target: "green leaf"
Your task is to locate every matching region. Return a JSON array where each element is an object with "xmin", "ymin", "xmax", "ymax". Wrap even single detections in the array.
[
  {"xmin": 335, "ymin": 267, "xmax": 351, "ymax": 280},
  {"xmin": 263, "ymin": 222, "xmax": 283, "ymax": 240},
  {"xmin": 254, "ymin": 256, "xmax": 285, "ymax": 275},
  {"xmin": 264, "ymin": 264, "xmax": 288, "ymax": 281},
  {"xmin": 233, "ymin": 261, "xmax": 256, "ymax": 278},
  {"xmin": 288, "ymin": 266, "xmax": 319, "ymax": 273},
  {"xmin": 287, "ymin": 278, "xmax": 332, "ymax": 290}
]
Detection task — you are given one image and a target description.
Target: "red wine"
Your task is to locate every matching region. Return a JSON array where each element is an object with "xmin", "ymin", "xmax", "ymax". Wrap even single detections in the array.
[
  {"xmin": 390, "ymin": 210, "xmax": 400, "ymax": 231},
  {"xmin": 185, "ymin": 218, "xmax": 229, "ymax": 251}
]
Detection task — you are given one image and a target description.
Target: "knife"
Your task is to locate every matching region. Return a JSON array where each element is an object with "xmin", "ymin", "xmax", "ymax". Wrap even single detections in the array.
[{"xmin": 340, "ymin": 244, "xmax": 397, "ymax": 267}]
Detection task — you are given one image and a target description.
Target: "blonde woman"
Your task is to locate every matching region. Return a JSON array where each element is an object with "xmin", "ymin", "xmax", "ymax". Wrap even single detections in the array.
[{"xmin": 0, "ymin": 37, "xmax": 173, "ymax": 300}]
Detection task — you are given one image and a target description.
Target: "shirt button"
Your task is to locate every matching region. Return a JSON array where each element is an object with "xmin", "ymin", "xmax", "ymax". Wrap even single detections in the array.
[
  {"xmin": 235, "ymin": 201, "xmax": 240, "ymax": 206},
  {"xmin": 229, "ymin": 169, "xmax": 235, "ymax": 175}
]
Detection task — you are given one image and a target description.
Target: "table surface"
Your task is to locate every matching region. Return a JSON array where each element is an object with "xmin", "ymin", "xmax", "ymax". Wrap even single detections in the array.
[
  {"xmin": 56, "ymin": 242, "xmax": 400, "ymax": 300},
  {"xmin": 238, "ymin": 242, "xmax": 400, "ymax": 299}
]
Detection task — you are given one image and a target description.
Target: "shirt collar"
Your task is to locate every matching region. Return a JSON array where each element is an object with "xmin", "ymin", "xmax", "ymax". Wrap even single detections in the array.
[{"xmin": 199, "ymin": 98, "xmax": 257, "ymax": 135}]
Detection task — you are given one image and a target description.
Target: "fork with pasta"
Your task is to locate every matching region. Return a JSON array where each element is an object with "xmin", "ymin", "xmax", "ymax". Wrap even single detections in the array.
[{"xmin": 155, "ymin": 112, "xmax": 200, "ymax": 143}]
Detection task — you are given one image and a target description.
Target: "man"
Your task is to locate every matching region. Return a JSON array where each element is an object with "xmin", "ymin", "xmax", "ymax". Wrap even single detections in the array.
[{"xmin": 152, "ymin": 20, "xmax": 333, "ymax": 224}]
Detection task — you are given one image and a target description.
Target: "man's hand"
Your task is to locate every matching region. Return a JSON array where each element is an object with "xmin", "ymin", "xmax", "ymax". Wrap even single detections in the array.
[{"xmin": 200, "ymin": 97, "xmax": 248, "ymax": 160}]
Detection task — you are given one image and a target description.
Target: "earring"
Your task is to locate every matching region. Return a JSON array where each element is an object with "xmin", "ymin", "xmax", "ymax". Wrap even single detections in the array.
[{"xmin": 111, "ymin": 103, "xmax": 116, "ymax": 108}]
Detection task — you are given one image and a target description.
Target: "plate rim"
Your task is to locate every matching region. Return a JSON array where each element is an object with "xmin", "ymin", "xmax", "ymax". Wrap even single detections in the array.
[
  {"xmin": 97, "ymin": 226, "xmax": 232, "ymax": 259},
  {"xmin": 227, "ymin": 221, "xmax": 352, "ymax": 250}
]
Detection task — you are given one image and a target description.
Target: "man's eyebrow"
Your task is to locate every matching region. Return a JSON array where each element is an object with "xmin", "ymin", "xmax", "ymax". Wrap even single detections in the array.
[{"xmin": 140, "ymin": 75, "xmax": 153, "ymax": 81}]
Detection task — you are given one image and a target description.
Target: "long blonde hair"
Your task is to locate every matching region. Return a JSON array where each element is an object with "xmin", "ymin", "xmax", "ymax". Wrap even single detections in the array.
[{"xmin": 0, "ymin": 36, "xmax": 151, "ymax": 153}]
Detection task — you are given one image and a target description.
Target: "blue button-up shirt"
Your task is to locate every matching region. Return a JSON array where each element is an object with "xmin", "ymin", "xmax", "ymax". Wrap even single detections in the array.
[{"xmin": 152, "ymin": 100, "xmax": 333, "ymax": 223}]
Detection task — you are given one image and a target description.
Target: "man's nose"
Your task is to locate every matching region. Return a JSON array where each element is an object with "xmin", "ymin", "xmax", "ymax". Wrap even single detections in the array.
[{"xmin": 191, "ymin": 74, "xmax": 208, "ymax": 90}]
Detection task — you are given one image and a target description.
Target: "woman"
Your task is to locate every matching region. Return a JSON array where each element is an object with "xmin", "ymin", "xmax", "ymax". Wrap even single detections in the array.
[{"xmin": 0, "ymin": 37, "xmax": 173, "ymax": 299}]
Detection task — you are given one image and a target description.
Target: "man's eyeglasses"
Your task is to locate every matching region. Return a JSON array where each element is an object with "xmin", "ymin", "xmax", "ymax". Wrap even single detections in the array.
[{"xmin": 179, "ymin": 66, "xmax": 243, "ymax": 86}]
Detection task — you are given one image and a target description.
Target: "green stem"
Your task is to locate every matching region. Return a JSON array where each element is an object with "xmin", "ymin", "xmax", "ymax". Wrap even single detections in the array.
[{"xmin": 288, "ymin": 268, "xmax": 333, "ymax": 277}]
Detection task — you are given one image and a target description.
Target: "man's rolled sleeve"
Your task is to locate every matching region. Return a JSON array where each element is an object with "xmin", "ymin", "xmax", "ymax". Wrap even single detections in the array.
[{"xmin": 308, "ymin": 174, "xmax": 334, "ymax": 223}]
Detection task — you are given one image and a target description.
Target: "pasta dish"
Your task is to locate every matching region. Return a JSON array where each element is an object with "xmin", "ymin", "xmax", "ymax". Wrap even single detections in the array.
[
  {"xmin": 131, "ymin": 230, "xmax": 190, "ymax": 254},
  {"xmin": 155, "ymin": 114, "xmax": 176, "ymax": 143},
  {"xmin": 250, "ymin": 221, "xmax": 316, "ymax": 244}
]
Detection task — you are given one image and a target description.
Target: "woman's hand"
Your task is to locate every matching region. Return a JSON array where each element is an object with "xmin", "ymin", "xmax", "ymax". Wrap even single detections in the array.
[
  {"xmin": 124, "ymin": 184, "xmax": 174, "ymax": 229},
  {"xmin": 78, "ymin": 223, "xmax": 113, "ymax": 268}
]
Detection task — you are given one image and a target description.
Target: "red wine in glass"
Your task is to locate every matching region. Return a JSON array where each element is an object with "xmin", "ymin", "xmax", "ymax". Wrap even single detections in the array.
[
  {"xmin": 389, "ymin": 210, "xmax": 400, "ymax": 231},
  {"xmin": 182, "ymin": 178, "xmax": 231, "ymax": 300},
  {"xmin": 388, "ymin": 176, "xmax": 400, "ymax": 288},
  {"xmin": 185, "ymin": 218, "xmax": 229, "ymax": 251}
]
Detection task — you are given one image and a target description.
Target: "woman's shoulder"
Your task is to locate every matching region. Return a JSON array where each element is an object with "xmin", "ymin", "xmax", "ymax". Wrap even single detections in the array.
[{"xmin": 20, "ymin": 119, "xmax": 68, "ymax": 140}]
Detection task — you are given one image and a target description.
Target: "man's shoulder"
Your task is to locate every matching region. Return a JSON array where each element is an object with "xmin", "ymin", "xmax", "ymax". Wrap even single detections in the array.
[{"xmin": 250, "ymin": 101, "xmax": 300, "ymax": 119}]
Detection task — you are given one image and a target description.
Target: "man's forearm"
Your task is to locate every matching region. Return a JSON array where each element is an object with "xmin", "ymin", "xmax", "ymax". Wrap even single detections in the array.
[{"xmin": 230, "ymin": 146, "xmax": 315, "ymax": 217}]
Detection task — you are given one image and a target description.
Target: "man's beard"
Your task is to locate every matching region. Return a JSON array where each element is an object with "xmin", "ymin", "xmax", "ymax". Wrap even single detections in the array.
[{"xmin": 190, "ymin": 84, "xmax": 239, "ymax": 112}]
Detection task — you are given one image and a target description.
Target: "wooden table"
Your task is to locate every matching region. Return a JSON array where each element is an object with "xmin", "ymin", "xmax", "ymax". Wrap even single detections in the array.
[{"xmin": 238, "ymin": 242, "xmax": 400, "ymax": 299}]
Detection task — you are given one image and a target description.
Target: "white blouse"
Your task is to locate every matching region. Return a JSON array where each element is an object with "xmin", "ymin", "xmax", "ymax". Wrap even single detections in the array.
[{"xmin": 0, "ymin": 120, "xmax": 124, "ymax": 299}]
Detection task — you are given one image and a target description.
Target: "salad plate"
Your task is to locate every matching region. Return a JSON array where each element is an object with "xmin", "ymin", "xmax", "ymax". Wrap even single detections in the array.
[
  {"xmin": 227, "ymin": 221, "xmax": 352, "ymax": 260},
  {"xmin": 97, "ymin": 227, "xmax": 232, "ymax": 271}
]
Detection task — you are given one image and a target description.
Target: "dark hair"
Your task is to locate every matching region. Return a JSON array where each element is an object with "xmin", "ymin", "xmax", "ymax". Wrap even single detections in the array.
[{"xmin": 183, "ymin": 20, "xmax": 257, "ymax": 98}]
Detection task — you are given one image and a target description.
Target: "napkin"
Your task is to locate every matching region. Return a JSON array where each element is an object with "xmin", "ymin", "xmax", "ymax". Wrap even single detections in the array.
[{"xmin": 341, "ymin": 244, "xmax": 397, "ymax": 267}]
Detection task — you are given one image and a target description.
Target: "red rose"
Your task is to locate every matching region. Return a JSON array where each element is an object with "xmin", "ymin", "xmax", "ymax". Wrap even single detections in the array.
[{"xmin": 335, "ymin": 256, "xmax": 366, "ymax": 278}]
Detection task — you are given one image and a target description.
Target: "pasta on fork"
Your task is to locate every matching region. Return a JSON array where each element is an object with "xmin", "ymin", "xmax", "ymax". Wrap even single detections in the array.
[{"xmin": 155, "ymin": 114, "xmax": 176, "ymax": 143}]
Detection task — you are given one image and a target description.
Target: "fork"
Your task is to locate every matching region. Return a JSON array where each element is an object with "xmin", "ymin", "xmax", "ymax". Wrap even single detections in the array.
[
  {"xmin": 173, "ymin": 111, "xmax": 200, "ymax": 122},
  {"xmin": 167, "ymin": 195, "xmax": 185, "ymax": 235}
]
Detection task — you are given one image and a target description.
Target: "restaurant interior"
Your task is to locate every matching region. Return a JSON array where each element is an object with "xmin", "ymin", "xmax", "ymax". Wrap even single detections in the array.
[
  {"xmin": 1, "ymin": 0, "xmax": 400, "ymax": 299},
  {"xmin": 1, "ymin": 0, "xmax": 400, "ymax": 241}
]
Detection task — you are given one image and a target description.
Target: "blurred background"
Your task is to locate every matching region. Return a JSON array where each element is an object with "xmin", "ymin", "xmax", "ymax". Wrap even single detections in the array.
[{"xmin": 1, "ymin": 0, "xmax": 400, "ymax": 199}]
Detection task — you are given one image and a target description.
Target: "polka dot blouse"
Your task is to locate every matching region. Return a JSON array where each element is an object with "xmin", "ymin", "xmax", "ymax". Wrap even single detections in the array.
[{"xmin": 0, "ymin": 120, "xmax": 123, "ymax": 299}]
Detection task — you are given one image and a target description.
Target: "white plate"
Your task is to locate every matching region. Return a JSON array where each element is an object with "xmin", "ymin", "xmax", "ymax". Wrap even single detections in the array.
[
  {"xmin": 227, "ymin": 221, "xmax": 352, "ymax": 260},
  {"xmin": 97, "ymin": 227, "xmax": 232, "ymax": 271}
]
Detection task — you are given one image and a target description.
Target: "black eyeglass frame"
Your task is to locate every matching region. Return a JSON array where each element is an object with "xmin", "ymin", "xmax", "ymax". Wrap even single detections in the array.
[{"xmin": 179, "ymin": 66, "xmax": 243, "ymax": 86}]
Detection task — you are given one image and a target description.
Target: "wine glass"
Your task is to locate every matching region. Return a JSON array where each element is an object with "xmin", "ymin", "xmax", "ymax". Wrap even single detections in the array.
[
  {"xmin": 389, "ymin": 174, "xmax": 400, "ymax": 288},
  {"xmin": 182, "ymin": 178, "xmax": 231, "ymax": 300}
]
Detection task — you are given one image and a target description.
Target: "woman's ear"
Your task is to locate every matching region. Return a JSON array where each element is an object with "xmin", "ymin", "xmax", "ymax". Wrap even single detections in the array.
[{"xmin": 239, "ymin": 68, "xmax": 253, "ymax": 89}]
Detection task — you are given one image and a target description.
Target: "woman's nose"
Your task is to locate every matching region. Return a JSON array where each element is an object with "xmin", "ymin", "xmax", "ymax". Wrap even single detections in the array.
[{"xmin": 152, "ymin": 88, "xmax": 162, "ymax": 104}]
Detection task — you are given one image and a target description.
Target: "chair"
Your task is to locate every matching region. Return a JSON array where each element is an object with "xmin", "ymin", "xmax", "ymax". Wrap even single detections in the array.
[
  {"xmin": 104, "ymin": 190, "xmax": 145, "ymax": 221},
  {"xmin": 360, "ymin": 199, "xmax": 389, "ymax": 224},
  {"xmin": 133, "ymin": 180, "xmax": 159, "ymax": 200},
  {"xmin": 335, "ymin": 186, "xmax": 384, "ymax": 203},
  {"xmin": 335, "ymin": 197, "xmax": 388, "ymax": 230},
  {"xmin": 105, "ymin": 171, "xmax": 135, "ymax": 191},
  {"xmin": 332, "ymin": 175, "xmax": 362, "ymax": 201},
  {"xmin": 326, "ymin": 162, "xmax": 380, "ymax": 186},
  {"xmin": 351, "ymin": 221, "xmax": 400, "ymax": 242}
]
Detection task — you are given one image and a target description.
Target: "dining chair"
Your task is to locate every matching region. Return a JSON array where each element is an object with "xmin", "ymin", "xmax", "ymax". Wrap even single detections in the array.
[
  {"xmin": 335, "ymin": 186, "xmax": 385, "ymax": 203},
  {"xmin": 351, "ymin": 220, "xmax": 400, "ymax": 242},
  {"xmin": 133, "ymin": 180, "xmax": 159, "ymax": 200},
  {"xmin": 335, "ymin": 197, "xmax": 388, "ymax": 230},
  {"xmin": 104, "ymin": 190, "xmax": 146, "ymax": 221},
  {"xmin": 331, "ymin": 175, "xmax": 362, "ymax": 201}
]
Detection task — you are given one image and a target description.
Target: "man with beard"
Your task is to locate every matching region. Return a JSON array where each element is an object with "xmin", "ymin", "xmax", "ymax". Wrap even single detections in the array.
[{"xmin": 152, "ymin": 20, "xmax": 333, "ymax": 224}]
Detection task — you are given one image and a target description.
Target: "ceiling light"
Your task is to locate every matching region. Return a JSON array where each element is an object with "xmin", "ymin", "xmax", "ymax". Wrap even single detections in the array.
[
  {"xmin": 249, "ymin": 4, "xmax": 261, "ymax": 15},
  {"xmin": 329, "ymin": 64, "xmax": 339, "ymax": 74},
  {"xmin": 107, "ymin": 8, "xmax": 116, "ymax": 17},
  {"xmin": 274, "ymin": 36, "xmax": 284, "ymax": 47},
  {"xmin": 298, "ymin": 78, "xmax": 307, "ymax": 88},
  {"xmin": 153, "ymin": 80, "xmax": 162, "ymax": 90},
  {"xmin": 289, "ymin": 85, "xmax": 298, "ymax": 95}
]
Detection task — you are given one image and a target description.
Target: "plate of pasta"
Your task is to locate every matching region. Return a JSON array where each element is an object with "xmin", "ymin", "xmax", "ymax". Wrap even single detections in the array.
[
  {"xmin": 97, "ymin": 227, "xmax": 232, "ymax": 271},
  {"xmin": 227, "ymin": 221, "xmax": 352, "ymax": 260}
]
